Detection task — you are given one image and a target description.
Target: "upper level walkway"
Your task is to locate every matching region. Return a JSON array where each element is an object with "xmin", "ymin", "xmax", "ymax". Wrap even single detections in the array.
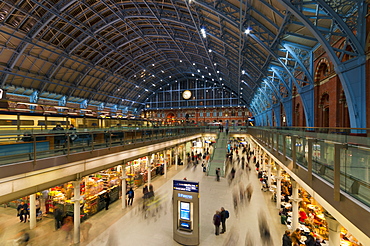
[{"xmin": 0, "ymin": 127, "xmax": 216, "ymax": 204}]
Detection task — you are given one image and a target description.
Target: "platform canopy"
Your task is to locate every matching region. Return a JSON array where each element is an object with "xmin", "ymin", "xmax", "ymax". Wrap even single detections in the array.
[{"xmin": 0, "ymin": 0, "xmax": 364, "ymax": 115}]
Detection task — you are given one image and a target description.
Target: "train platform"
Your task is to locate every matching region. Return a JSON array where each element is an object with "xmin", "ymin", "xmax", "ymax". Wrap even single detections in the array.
[{"xmin": 0, "ymin": 151, "xmax": 287, "ymax": 246}]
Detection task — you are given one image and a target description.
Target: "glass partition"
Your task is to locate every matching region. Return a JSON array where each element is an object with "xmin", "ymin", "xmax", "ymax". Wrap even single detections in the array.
[
  {"xmin": 285, "ymin": 135, "xmax": 292, "ymax": 158},
  {"xmin": 278, "ymin": 134, "xmax": 284, "ymax": 154},
  {"xmin": 251, "ymin": 127, "xmax": 370, "ymax": 208},
  {"xmin": 0, "ymin": 127, "xmax": 205, "ymax": 166},
  {"xmin": 296, "ymin": 137, "xmax": 307, "ymax": 167}
]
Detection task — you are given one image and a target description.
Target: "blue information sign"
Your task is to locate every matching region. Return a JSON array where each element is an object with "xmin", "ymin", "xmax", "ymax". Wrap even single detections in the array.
[{"xmin": 173, "ymin": 180, "xmax": 199, "ymax": 193}]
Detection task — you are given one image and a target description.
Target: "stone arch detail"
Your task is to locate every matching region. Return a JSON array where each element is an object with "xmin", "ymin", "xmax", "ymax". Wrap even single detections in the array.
[{"xmin": 314, "ymin": 58, "xmax": 331, "ymax": 82}]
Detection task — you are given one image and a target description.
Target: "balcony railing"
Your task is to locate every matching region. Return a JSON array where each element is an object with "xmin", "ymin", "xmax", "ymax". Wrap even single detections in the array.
[
  {"xmin": 247, "ymin": 127, "xmax": 370, "ymax": 209},
  {"xmin": 0, "ymin": 126, "xmax": 208, "ymax": 166}
]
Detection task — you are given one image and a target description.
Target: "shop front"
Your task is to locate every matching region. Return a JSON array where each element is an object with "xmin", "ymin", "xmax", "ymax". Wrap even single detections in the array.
[{"xmin": 266, "ymin": 162, "xmax": 362, "ymax": 246}]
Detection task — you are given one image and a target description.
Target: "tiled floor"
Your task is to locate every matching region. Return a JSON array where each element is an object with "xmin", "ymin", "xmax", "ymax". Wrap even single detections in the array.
[{"xmin": 0, "ymin": 152, "xmax": 287, "ymax": 246}]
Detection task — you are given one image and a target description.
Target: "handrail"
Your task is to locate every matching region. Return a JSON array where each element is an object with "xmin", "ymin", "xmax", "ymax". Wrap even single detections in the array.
[
  {"xmin": 0, "ymin": 127, "xmax": 206, "ymax": 166},
  {"xmin": 249, "ymin": 127, "xmax": 370, "ymax": 208}
]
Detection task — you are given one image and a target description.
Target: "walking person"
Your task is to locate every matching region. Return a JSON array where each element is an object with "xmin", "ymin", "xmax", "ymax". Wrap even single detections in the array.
[
  {"xmin": 12, "ymin": 229, "xmax": 30, "ymax": 246},
  {"xmin": 213, "ymin": 210, "xmax": 221, "ymax": 235},
  {"xmin": 126, "ymin": 187, "xmax": 135, "ymax": 206},
  {"xmin": 17, "ymin": 201, "xmax": 28, "ymax": 223},
  {"xmin": 216, "ymin": 168, "xmax": 221, "ymax": 181},
  {"xmin": 220, "ymin": 207, "xmax": 229, "ymax": 234},
  {"xmin": 80, "ymin": 221, "xmax": 92, "ymax": 242},
  {"xmin": 61, "ymin": 215, "xmax": 73, "ymax": 244}
]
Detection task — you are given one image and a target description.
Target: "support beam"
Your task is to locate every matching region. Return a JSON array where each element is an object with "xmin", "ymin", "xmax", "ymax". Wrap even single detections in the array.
[
  {"xmin": 29, "ymin": 194, "xmax": 36, "ymax": 230},
  {"xmin": 72, "ymin": 180, "xmax": 81, "ymax": 245},
  {"xmin": 334, "ymin": 144, "xmax": 341, "ymax": 202}
]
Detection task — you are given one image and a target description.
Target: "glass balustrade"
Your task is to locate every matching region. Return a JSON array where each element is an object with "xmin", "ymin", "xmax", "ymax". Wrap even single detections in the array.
[
  {"xmin": 0, "ymin": 127, "xmax": 205, "ymax": 166},
  {"xmin": 248, "ymin": 127, "xmax": 370, "ymax": 208}
]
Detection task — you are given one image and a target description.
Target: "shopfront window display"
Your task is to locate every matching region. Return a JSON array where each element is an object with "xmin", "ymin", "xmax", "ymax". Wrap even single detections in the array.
[{"xmin": 7, "ymin": 154, "xmax": 173, "ymax": 223}]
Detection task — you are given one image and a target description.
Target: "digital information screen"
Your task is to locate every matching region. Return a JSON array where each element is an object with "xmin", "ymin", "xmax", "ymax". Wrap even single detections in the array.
[
  {"xmin": 180, "ymin": 201, "xmax": 190, "ymax": 220},
  {"xmin": 173, "ymin": 180, "xmax": 199, "ymax": 193},
  {"xmin": 179, "ymin": 221, "xmax": 191, "ymax": 231}
]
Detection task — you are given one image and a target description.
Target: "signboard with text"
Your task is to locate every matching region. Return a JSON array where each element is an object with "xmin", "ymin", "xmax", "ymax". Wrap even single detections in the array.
[{"xmin": 173, "ymin": 180, "xmax": 199, "ymax": 193}]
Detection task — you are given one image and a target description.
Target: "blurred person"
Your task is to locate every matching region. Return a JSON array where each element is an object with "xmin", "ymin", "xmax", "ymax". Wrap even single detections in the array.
[
  {"xmin": 41, "ymin": 189, "xmax": 49, "ymax": 213},
  {"xmin": 223, "ymin": 228, "xmax": 240, "ymax": 246},
  {"xmin": 143, "ymin": 184, "xmax": 148, "ymax": 196},
  {"xmin": 244, "ymin": 231, "xmax": 254, "ymax": 246},
  {"xmin": 12, "ymin": 229, "xmax": 30, "ymax": 246},
  {"xmin": 145, "ymin": 184, "xmax": 154, "ymax": 199},
  {"xmin": 258, "ymin": 214, "xmax": 272, "ymax": 245},
  {"xmin": 220, "ymin": 207, "xmax": 229, "ymax": 234},
  {"xmin": 230, "ymin": 167, "xmax": 236, "ymax": 181},
  {"xmin": 213, "ymin": 210, "xmax": 221, "ymax": 235},
  {"xmin": 245, "ymin": 183, "xmax": 253, "ymax": 203},
  {"xmin": 17, "ymin": 201, "xmax": 29, "ymax": 223},
  {"xmin": 291, "ymin": 228, "xmax": 302, "ymax": 246},
  {"xmin": 80, "ymin": 221, "xmax": 92, "ymax": 242},
  {"xmin": 232, "ymin": 186, "xmax": 239, "ymax": 212},
  {"xmin": 61, "ymin": 215, "xmax": 73, "ymax": 243},
  {"xmin": 126, "ymin": 187, "xmax": 135, "ymax": 206},
  {"xmin": 282, "ymin": 230, "xmax": 292, "ymax": 246}
]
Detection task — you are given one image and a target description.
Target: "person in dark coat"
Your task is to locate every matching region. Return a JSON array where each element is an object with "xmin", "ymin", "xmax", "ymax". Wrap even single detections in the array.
[
  {"xmin": 305, "ymin": 232, "xmax": 316, "ymax": 246},
  {"xmin": 213, "ymin": 210, "xmax": 221, "ymax": 235},
  {"xmin": 53, "ymin": 206, "xmax": 63, "ymax": 230},
  {"xmin": 282, "ymin": 230, "xmax": 292, "ymax": 246},
  {"xmin": 220, "ymin": 207, "xmax": 228, "ymax": 233},
  {"xmin": 17, "ymin": 202, "xmax": 29, "ymax": 223}
]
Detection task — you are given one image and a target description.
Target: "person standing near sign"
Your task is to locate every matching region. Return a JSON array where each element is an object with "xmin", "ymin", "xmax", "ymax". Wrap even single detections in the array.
[{"xmin": 213, "ymin": 210, "xmax": 221, "ymax": 235}]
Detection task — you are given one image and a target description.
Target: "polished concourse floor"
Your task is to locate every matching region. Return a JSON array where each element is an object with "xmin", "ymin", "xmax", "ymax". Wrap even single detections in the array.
[
  {"xmin": 0, "ymin": 153, "xmax": 287, "ymax": 246},
  {"xmin": 84, "ymin": 160, "xmax": 287, "ymax": 246}
]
